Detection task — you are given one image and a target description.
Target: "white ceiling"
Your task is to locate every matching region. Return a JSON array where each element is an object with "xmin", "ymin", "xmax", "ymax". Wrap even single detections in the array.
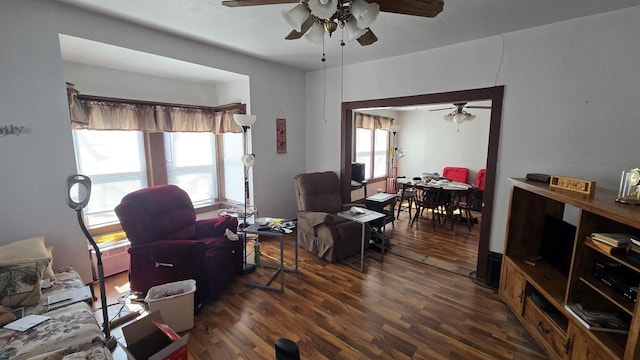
[{"xmin": 57, "ymin": 0, "xmax": 640, "ymax": 82}]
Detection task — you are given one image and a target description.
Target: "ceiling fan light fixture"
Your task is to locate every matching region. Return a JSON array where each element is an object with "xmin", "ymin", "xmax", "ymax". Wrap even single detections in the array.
[
  {"xmin": 446, "ymin": 111, "xmax": 475, "ymax": 124},
  {"xmin": 351, "ymin": 0, "xmax": 380, "ymax": 29},
  {"xmin": 305, "ymin": 22, "xmax": 326, "ymax": 44},
  {"xmin": 345, "ymin": 19, "xmax": 367, "ymax": 41},
  {"xmin": 282, "ymin": 3, "xmax": 310, "ymax": 32},
  {"xmin": 307, "ymin": 0, "xmax": 338, "ymax": 20}
]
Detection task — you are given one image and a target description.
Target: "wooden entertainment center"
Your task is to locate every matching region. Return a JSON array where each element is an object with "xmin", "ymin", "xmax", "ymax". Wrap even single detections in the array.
[{"xmin": 500, "ymin": 178, "xmax": 640, "ymax": 359}]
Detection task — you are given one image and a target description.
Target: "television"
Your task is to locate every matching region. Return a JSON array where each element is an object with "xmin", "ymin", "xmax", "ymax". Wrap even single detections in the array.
[
  {"xmin": 540, "ymin": 214, "xmax": 576, "ymax": 276},
  {"xmin": 351, "ymin": 162, "xmax": 365, "ymax": 183}
]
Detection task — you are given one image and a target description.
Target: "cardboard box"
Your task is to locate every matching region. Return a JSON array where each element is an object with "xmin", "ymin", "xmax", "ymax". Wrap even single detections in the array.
[{"xmin": 120, "ymin": 311, "xmax": 189, "ymax": 360}]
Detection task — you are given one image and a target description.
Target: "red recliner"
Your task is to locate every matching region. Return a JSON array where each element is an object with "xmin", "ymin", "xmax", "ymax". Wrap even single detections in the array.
[
  {"xmin": 443, "ymin": 167, "xmax": 469, "ymax": 184},
  {"xmin": 114, "ymin": 184, "xmax": 242, "ymax": 307}
]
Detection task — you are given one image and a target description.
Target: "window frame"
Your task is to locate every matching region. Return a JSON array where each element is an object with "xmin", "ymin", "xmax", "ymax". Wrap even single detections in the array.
[{"xmin": 354, "ymin": 128, "xmax": 390, "ymax": 182}]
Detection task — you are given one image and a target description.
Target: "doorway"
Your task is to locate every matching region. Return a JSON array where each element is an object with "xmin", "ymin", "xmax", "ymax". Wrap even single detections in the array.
[{"xmin": 339, "ymin": 86, "xmax": 504, "ymax": 282}]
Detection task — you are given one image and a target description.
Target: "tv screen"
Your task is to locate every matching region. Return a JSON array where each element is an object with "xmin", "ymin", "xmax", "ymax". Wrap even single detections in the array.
[
  {"xmin": 540, "ymin": 215, "xmax": 576, "ymax": 276},
  {"xmin": 351, "ymin": 162, "xmax": 365, "ymax": 183}
]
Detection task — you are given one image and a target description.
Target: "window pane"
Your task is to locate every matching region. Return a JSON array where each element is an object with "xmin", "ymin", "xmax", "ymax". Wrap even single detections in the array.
[
  {"xmin": 355, "ymin": 128, "xmax": 372, "ymax": 179},
  {"xmin": 223, "ymin": 132, "xmax": 244, "ymax": 203},
  {"xmin": 72, "ymin": 130, "xmax": 147, "ymax": 227},
  {"xmin": 373, "ymin": 129, "xmax": 389, "ymax": 178},
  {"xmin": 165, "ymin": 132, "xmax": 217, "ymax": 205}
]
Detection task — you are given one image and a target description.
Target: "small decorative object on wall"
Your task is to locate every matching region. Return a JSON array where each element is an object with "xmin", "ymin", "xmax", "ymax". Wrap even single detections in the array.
[
  {"xmin": 276, "ymin": 117, "xmax": 287, "ymax": 154},
  {"xmin": 549, "ymin": 175, "xmax": 596, "ymax": 195}
]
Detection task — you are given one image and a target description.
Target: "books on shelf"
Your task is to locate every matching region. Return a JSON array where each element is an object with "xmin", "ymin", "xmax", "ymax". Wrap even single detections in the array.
[
  {"xmin": 585, "ymin": 237, "xmax": 627, "ymax": 255},
  {"xmin": 564, "ymin": 303, "xmax": 630, "ymax": 334},
  {"xmin": 591, "ymin": 233, "xmax": 633, "ymax": 248}
]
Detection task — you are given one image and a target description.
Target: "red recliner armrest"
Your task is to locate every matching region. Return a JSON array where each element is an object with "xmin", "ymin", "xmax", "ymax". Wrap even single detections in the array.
[{"xmin": 195, "ymin": 215, "xmax": 238, "ymax": 238}]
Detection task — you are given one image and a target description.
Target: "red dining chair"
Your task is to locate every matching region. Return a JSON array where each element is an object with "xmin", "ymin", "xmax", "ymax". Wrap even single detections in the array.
[
  {"xmin": 476, "ymin": 169, "xmax": 486, "ymax": 191},
  {"xmin": 443, "ymin": 167, "xmax": 469, "ymax": 184}
]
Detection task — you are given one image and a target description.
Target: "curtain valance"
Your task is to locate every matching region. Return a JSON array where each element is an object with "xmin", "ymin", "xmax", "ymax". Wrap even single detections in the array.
[
  {"xmin": 354, "ymin": 112, "xmax": 393, "ymax": 131},
  {"xmin": 66, "ymin": 83, "xmax": 244, "ymax": 133}
]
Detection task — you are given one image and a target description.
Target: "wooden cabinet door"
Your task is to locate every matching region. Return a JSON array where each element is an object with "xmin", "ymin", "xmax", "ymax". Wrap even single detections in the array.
[
  {"xmin": 567, "ymin": 325, "xmax": 618, "ymax": 360},
  {"xmin": 499, "ymin": 259, "xmax": 526, "ymax": 315}
]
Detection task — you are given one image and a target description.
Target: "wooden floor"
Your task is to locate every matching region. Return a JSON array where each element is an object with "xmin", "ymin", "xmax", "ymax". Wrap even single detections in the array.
[{"xmin": 98, "ymin": 213, "xmax": 544, "ymax": 359}]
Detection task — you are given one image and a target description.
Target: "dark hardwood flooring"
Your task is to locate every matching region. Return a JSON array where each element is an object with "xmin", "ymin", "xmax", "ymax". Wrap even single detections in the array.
[{"xmin": 97, "ymin": 212, "xmax": 544, "ymax": 359}]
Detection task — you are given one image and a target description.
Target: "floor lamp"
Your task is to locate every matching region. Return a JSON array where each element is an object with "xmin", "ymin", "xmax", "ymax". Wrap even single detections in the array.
[
  {"xmin": 65, "ymin": 175, "xmax": 116, "ymax": 350},
  {"xmin": 234, "ymin": 114, "xmax": 257, "ymax": 275},
  {"xmin": 388, "ymin": 124, "xmax": 401, "ymax": 194}
]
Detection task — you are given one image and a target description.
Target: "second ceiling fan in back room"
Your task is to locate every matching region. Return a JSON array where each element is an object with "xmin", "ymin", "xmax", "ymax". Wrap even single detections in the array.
[
  {"xmin": 430, "ymin": 102, "xmax": 491, "ymax": 125},
  {"xmin": 222, "ymin": 0, "xmax": 444, "ymax": 46}
]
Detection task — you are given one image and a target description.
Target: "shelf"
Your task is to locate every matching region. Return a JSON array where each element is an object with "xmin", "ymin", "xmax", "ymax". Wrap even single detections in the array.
[
  {"xmin": 579, "ymin": 275, "xmax": 635, "ymax": 316},
  {"xmin": 584, "ymin": 238, "xmax": 640, "ymax": 273},
  {"xmin": 510, "ymin": 256, "xmax": 567, "ymax": 308}
]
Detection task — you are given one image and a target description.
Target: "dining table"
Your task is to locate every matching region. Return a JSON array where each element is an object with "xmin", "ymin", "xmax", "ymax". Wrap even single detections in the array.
[{"xmin": 399, "ymin": 177, "xmax": 475, "ymax": 228}]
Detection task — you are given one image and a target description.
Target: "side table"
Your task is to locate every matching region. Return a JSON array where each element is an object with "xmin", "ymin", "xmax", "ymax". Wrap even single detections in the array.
[
  {"xmin": 239, "ymin": 224, "xmax": 298, "ymax": 293},
  {"xmin": 337, "ymin": 208, "xmax": 385, "ymax": 272},
  {"xmin": 365, "ymin": 192, "xmax": 396, "ymax": 230}
]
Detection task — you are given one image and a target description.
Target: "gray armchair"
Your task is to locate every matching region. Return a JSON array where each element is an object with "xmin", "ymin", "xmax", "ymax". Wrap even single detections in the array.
[{"xmin": 293, "ymin": 171, "xmax": 365, "ymax": 263}]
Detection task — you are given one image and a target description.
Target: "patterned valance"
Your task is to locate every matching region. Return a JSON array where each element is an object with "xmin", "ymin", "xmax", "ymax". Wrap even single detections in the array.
[
  {"xmin": 66, "ymin": 83, "xmax": 244, "ymax": 133},
  {"xmin": 354, "ymin": 112, "xmax": 393, "ymax": 131}
]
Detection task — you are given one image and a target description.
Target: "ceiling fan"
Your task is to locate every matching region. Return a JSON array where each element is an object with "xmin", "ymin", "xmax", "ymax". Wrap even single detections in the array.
[
  {"xmin": 222, "ymin": 0, "xmax": 444, "ymax": 46},
  {"xmin": 430, "ymin": 102, "xmax": 491, "ymax": 125}
]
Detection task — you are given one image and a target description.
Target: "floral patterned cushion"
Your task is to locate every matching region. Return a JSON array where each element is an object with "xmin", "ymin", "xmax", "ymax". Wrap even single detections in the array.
[{"xmin": 0, "ymin": 302, "xmax": 104, "ymax": 360}]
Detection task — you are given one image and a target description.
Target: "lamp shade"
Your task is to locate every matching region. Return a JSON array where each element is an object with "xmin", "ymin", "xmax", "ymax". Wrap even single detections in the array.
[
  {"xmin": 305, "ymin": 22, "xmax": 325, "ymax": 44},
  {"xmin": 389, "ymin": 124, "xmax": 401, "ymax": 133},
  {"xmin": 351, "ymin": 0, "xmax": 380, "ymax": 29},
  {"xmin": 233, "ymin": 114, "xmax": 257, "ymax": 127},
  {"xmin": 345, "ymin": 20, "xmax": 367, "ymax": 42},
  {"xmin": 282, "ymin": 4, "xmax": 310, "ymax": 32},
  {"xmin": 307, "ymin": 0, "xmax": 338, "ymax": 20}
]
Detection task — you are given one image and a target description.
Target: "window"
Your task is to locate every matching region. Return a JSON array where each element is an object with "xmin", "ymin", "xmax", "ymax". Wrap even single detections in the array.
[
  {"xmin": 355, "ymin": 128, "xmax": 389, "ymax": 180},
  {"xmin": 165, "ymin": 132, "xmax": 217, "ymax": 206},
  {"xmin": 73, "ymin": 130, "xmax": 148, "ymax": 227},
  {"xmin": 72, "ymin": 129, "xmax": 243, "ymax": 229}
]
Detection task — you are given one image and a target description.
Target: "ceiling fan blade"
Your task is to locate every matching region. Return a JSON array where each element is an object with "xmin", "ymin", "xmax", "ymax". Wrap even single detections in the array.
[
  {"xmin": 466, "ymin": 106, "xmax": 492, "ymax": 109},
  {"xmin": 285, "ymin": 16, "xmax": 313, "ymax": 40},
  {"xmin": 222, "ymin": 0, "xmax": 298, "ymax": 7},
  {"xmin": 357, "ymin": 29, "xmax": 378, "ymax": 46},
  {"xmin": 373, "ymin": 0, "xmax": 444, "ymax": 18},
  {"xmin": 429, "ymin": 107, "xmax": 455, "ymax": 111}
]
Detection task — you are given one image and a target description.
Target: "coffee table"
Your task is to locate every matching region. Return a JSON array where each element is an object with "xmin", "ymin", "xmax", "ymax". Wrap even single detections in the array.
[{"xmin": 337, "ymin": 208, "xmax": 385, "ymax": 272}]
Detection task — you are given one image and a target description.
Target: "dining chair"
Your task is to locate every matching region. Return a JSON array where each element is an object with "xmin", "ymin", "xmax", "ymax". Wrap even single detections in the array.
[
  {"xmin": 395, "ymin": 181, "xmax": 417, "ymax": 220},
  {"xmin": 450, "ymin": 187, "xmax": 479, "ymax": 231},
  {"xmin": 411, "ymin": 187, "xmax": 443, "ymax": 231}
]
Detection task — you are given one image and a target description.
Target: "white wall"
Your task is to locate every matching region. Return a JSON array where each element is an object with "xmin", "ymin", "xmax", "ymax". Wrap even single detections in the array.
[
  {"xmin": 63, "ymin": 62, "xmax": 225, "ymax": 105},
  {"xmin": 306, "ymin": 6, "xmax": 640, "ymax": 253},
  {"xmin": 396, "ymin": 109, "xmax": 490, "ymax": 182},
  {"xmin": 0, "ymin": 0, "xmax": 306, "ymax": 283}
]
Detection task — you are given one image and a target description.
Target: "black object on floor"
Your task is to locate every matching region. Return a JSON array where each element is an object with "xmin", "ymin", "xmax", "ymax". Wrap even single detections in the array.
[{"xmin": 275, "ymin": 338, "xmax": 300, "ymax": 360}]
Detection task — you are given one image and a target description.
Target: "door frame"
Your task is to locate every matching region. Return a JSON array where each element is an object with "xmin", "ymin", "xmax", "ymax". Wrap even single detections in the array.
[{"xmin": 339, "ymin": 86, "xmax": 504, "ymax": 281}]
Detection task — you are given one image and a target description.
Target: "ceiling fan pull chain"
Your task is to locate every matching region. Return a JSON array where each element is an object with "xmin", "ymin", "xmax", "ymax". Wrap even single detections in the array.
[
  {"xmin": 340, "ymin": 29, "xmax": 345, "ymax": 106},
  {"xmin": 322, "ymin": 36, "xmax": 327, "ymax": 123}
]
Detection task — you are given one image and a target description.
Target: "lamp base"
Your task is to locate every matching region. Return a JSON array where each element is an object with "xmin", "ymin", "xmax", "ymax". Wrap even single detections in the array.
[{"xmin": 241, "ymin": 263, "xmax": 256, "ymax": 275}]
